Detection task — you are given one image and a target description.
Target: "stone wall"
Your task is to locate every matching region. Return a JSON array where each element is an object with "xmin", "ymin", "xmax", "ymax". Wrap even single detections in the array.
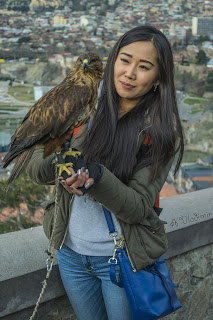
[
  {"xmin": 165, "ymin": 243, "xmax": 213, "ymax": 320},
  {"xmin": 176, "ymin": 64, "xmax": 207, "ymax": 79},
  {"xmin": 2, "ymin": 243, "xmax": 213, "ymax": 320},
  {"xmin": 1, "ymin": 188, "xmax": 213, "ymax": 320}
]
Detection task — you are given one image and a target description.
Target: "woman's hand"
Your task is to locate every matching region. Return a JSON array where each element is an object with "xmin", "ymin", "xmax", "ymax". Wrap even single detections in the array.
[{"xmin": 59, "ymin": 167, "xmax": 94, "ymax": 196}]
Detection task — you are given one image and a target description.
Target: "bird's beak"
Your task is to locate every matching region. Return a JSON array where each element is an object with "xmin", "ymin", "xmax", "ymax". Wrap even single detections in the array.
[{"xmin": 83, "ymin": 59, "xmax": 88, "ymax": 71}]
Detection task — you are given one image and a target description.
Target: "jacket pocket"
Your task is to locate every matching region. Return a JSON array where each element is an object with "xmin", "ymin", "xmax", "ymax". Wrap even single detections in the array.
[
  {"xmin": 136, "ymin": 210, "xmax": 168, "ymax": 259},
  {"xmin": 42, "ymin": 199, "xmax": 55, "ymax": 240}
]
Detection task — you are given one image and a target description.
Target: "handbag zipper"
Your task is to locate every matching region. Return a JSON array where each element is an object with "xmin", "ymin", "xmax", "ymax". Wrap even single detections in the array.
[
  {"xmin": 59, "ymin": 194, "xmax": 74, "ymax": 250},
  {"xmin": 118, "ymin": 221, "xmax": 137, "ymax": 272}
]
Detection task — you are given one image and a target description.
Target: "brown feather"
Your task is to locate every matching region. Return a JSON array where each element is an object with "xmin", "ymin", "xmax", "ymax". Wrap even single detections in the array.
[
  {"xmin": 43, "ymin": 133, "xmax": 69, "ymax": 157},
  {"xmin": 5, "ymin": 147, "xmax": 36, "ymax": 191}
]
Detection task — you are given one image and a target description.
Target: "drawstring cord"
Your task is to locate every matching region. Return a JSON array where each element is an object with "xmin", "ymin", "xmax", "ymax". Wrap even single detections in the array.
[{"xmin": 28, "ymin": 158, "xmax": 60, "ymax": 320}]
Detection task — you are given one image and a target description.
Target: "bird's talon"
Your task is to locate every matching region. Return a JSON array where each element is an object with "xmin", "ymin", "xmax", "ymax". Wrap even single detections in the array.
[
  {"xmin": 57, "ymin": 163, "xmax": 73, "ymax": 176},
  {"xmin": 62, "ymin": 150, "xmax": 81, "ymax": 159}
]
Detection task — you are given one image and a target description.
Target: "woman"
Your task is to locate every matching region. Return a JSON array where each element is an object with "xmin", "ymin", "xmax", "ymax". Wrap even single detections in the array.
[{"xmin": 27, "ymin": 26, "xmax": 184, "ymax": 320}]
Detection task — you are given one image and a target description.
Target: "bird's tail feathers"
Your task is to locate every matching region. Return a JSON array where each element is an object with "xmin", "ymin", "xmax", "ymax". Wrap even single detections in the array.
[
  {"xmin": 5, "ymin": 147, "xmax": 35, "ymax": 191},
  {"xmin": 3, "ymin": 145, "xmax": 21, "ymax": 168}
]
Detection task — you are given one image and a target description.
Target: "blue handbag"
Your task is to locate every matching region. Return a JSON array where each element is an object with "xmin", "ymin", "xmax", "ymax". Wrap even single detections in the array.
[{"xmin": 102, "ymin": 206, "xmax": 182, "ymax": 320}]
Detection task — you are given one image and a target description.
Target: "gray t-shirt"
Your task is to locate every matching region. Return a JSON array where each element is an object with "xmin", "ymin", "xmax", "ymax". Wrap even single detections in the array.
[{"xmin": 64, "ymin": 194, "xmax": 122, "ymax": 256}]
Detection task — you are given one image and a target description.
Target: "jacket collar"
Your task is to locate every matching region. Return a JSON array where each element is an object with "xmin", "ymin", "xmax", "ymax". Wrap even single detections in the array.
[{"xmin": 71, "ymin": 113, "xmax": 152, "ymax": 154}]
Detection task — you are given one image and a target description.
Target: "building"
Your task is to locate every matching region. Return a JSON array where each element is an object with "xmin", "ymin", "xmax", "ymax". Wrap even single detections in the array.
[
  {"xmin": 207, "ymin": 58, "xmax": 213, "ymax": 70},
  {"xmin": 203, "ymin": 0, "xmax": 213, "ymax": 15},
  {"xmin": 49, "ymin": 52, "xmax": 74, "ymax": 68},
  {"xmin": 80, "ymin": 15, "xmax": 96, "ymax": 27},
  {"xmin": 52, "ymin": 14, "xmax": 68, "ymax": 25},
  {"xmin": 33, "ymin": 86, "xmax": 54, "ymax": 101},
  {"xmin": 160, "ymin": 182, "xmax": 179, "ymax": 198},
  {"xmin": 30, "ymin": 0, "xmax": 63, "ymax": 10},
  {"xmin": 192, "ymin": 17, "xmax": 213, "ymax": 36},
  {"xmin": 177, "ymin": 163, "xmax": 213, "ymax": 192}
]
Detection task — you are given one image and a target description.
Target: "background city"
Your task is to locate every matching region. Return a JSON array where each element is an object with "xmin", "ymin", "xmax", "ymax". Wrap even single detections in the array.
[{"xmin": 0, "ymin": 0, "xmax": 212, "ymax": 233}]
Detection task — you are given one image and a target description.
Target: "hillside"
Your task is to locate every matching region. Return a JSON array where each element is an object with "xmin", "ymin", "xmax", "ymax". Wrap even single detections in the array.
[{"xmin": 0, "ymin": 61, "xmax": 65, "ymax": 85}]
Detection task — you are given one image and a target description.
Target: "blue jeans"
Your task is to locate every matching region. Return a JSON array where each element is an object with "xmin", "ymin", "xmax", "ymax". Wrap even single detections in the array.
[{"xmin": 57, "ymin": 245, "xmax": 132, "ymax": 320}]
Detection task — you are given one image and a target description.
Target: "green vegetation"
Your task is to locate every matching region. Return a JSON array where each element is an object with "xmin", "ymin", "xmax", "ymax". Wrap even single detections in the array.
[
  {"xmin": 191, "ymin": 108, "xmax": 202, "ymax": 114},
  {"xmin": 174, "ymin": 67, "xmax": 212, "ymax": 96},
  {"xmin": 175, "ymin": 70, "xmax": 195, "ymax": 85},
  {"xmin": 182, "ymin": 150, "xmax": 212, "ymax": 163},
  {"xmin": 184, "ymin": 95, "xmax": 210, "ymax": 114},
  {"xmin": 174, "ymin": 150, "xmax": 211, "ymax": 166},
  {"xmin": 8, "ymin": 85, "xmax": 35, "ymax": 102},
  {"xmin": 0, "ymin": 172, "xmax": 51, "ymax": 234},
  {"xmin": 0, "ymin": 106, "xmax": 22, "ymax": 111},
  {"xmin": 195, "ymin": 50, "xmax": 208, "ymax": 65},
  {"xmin": 0, "ymin": 75, "xmax": 14, "ymax": 81},
  {"xmin": 184, "ymin": 98, "xmax": 201, "ymax": 105},
  {"xmin": 194, "ymin": 35, "xmax": 210, "ymax": 44},
  {"xmin": 7, "ymin": 4, "xmax": 29, "ymax": 11},
  {"xmin": 205, "ymin": 71, "xmax": 213, "ymax": 92},
  {"xmin": 187, "ymin": 93, "xmax": 204, "ymax": 98},
  {"xmin": 18, "ymin": 37, "xmax": 31, "ymax": 44}
]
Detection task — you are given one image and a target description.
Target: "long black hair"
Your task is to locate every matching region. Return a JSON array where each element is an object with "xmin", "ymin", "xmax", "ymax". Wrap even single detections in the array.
[{"xmin": 84, "ymin": 25, "xmax": 184, "ymax": 184}]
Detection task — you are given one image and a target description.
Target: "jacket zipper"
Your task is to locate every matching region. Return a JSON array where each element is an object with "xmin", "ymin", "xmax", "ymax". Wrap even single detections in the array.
[
  {"xmin": 116, "ymin": 126, "xmax": 151, "ymax": 272},
  {"xmin": 118, "ymin": 220, "xmax": 137, "ymax": 272},
  {"xmin": 59, "ymin": 194, "xmax": 74, "ymax": 250}
]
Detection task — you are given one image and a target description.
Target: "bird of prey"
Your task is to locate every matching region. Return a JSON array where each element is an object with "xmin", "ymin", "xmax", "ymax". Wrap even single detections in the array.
[{"xmin": 3, "ymin": 52, "xmax": 103, "ymax": 189}]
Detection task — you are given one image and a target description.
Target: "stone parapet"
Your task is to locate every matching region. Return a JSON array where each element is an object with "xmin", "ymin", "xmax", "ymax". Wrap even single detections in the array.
[{"xmin": 0, "ymin": 188, "xmax": 213, "ymax": 320}]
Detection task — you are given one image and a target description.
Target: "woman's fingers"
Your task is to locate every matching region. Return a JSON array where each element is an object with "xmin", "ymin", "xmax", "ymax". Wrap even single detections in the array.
[
  {"xmin": 84, "ymin": 177, "xmax": 94, "ymax": 189},
  {"xmin": 68, "ymin": 185, "xmax": 83, "ymax": 196},
  {"xmin": 59, "ymin": 167, "xmax": 91, "ymax": 196},
  {"xmin": 59, "ymin": 167, "xmax": 84, "ymax": 187},
  {"xmin": 59, "ymin": 178, "xmax": 83, "ymax": 196}
]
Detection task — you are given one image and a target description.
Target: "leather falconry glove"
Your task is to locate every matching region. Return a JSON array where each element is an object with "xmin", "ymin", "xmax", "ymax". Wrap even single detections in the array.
[
  {"xmin": 56, "ymin": 144, "xmax": 82, "ymax": 180},
  {"xmin": 56, "ymin": 146, "xmax": 103, "ymax": 194}
]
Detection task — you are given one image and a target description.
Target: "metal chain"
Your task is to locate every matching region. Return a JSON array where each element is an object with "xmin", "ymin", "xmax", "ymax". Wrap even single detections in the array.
[{"xmin": 28, "ymin": 158, "xmax": 60, "ymax": 320}]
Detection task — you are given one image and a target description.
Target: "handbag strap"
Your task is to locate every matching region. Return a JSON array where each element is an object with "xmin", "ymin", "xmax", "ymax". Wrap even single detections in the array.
[
  {"xmin": 149, "ymin": 261, "xmax": 177, "ymax": 288},
  {"xmin": 102, "ymin": 206, "xmax": 116, "ymax": 234},
  {"xmin": 148, "ymin": 261, "xmax": 178, "ymax": 311},
  {"xmin": 102, "ymin": 206, "xmax": 123, "ymax": 287}
]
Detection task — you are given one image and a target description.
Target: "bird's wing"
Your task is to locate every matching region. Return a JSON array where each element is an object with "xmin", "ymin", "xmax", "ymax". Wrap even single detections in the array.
[
  {"xmin": 13, "ymin": 84, "xmax": 92, "ymax": 146},
  {"xmin": 4, "ymin": 84, "xmax": 92, "ymax": 165}
]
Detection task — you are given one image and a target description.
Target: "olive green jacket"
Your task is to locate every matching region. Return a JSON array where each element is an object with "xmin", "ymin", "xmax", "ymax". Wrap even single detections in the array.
[{"xmin": 26, "ymin": 122, "xmax": 173, "ymax": 271}]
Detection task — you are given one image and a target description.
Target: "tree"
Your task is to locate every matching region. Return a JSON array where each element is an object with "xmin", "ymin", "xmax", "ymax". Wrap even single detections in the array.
[
  {"xmin": 194, "ymin": 35, "xmax": 210, "ymax": 44},
  {"xmin": 0, "ymin": 172, "xmax": 51, "ymax": 233},
  {"xmin": 18, "ymin": 36, "xmax": 31, "ymax": 44},
  {"xmin": 196, "ymin": 50, "xmax": 208, "ymax": 65},
  {"xmin": 191, "ymin": 57, "xmax": 198, "ymax": 64},
  {"xmin": 205, "ymin": 71, "xmax": 213, "ymax": 92},
  {"xmin": 184, "ymin": 29, "xmax": 192, "ymax": 46}
]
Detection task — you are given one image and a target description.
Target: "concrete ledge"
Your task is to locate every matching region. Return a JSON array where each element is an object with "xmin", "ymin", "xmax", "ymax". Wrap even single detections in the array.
[
  {"xmin": 165, "ymin": 218, "xmax": 213, "ymax": 259},
  {"xmin": 0, "ymin": 227, "xmax": 65, "ymax": 317},
  {"xmin": 160, "ymin": 187, "xmax": 213, "ymax": 259},
  {"xmin": 0, "ymin": 188, "xmax": 213, "ymax": 318},
  {"xmin": 1, "ymin": 227, "xmax": 50, "ymax": 281},
  {"xmin": 160, "ymin": 187, "xmax": 213, "ymax": 233}
]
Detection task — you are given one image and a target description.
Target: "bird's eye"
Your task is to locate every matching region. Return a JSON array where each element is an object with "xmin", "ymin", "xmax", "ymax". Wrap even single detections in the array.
[{"xmin": 90, "ymin": 59, "xmax": 97, "ymax": 63}]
